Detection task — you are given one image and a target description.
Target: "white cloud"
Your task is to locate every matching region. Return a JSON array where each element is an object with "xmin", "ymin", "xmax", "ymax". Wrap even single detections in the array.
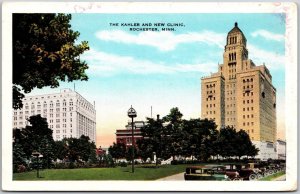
[
  {"xmin": 96, "ymin": 30, "xmax": 226, "ymax": 51},
  {"xmin": 248, "ymin": 44, "xmax": 285, "ymax": 70},
  {"xmin": 251, "ymin": 30, "xmax": 285, "ymax": 42},
  {"xmin": 82, "ymin": 49, "xmax": 218, "ymax": 76}
]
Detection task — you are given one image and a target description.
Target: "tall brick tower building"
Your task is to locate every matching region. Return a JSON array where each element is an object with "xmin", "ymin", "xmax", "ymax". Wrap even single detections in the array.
[{"xmin": 201, "ymin": 23, "xmax": 277, "ymax": 158}]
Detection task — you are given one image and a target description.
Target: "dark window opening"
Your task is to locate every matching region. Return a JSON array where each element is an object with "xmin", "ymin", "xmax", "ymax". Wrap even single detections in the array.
[{"xmin": 262, "ymin": 92, "xmax": 265, "ymax": 98}]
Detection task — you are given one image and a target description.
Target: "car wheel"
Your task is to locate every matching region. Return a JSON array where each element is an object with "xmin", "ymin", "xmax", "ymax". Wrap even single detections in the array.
[
  {"xmin": 233, "ymin": 177, "xmax": 243, "ymax": 181},
  {"xmin": 257, "ymin": 173, "xmax": 263, "ymax": 179},
  {"xmin": 249, "ymin": 174, "xmax": 257, "ymax": 180}
]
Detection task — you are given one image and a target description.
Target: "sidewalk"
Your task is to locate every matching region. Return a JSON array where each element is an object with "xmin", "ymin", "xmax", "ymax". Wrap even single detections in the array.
[
  {"xmin": 273, "ymin": 174, "xmax": 286, "ymax": 181},
  {"xmin": 156, "ymin": 172, "xmax": 185, "ymax": 181}
]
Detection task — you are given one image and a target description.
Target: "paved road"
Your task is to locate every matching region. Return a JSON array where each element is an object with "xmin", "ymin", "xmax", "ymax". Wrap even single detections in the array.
[{"xmin": 157, "ymin": 172, "xmax": 185, "ymax": 181}]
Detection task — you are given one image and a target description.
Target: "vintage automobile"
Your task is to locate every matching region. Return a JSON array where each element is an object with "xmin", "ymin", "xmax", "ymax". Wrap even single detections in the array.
[
  {"xmin": 205, "ymin": 164, "xmax": 240, "ymax": 180},
  {"xmin": 184, "ymin": 165, "xmax": 228, "ymax": 181},
  {"xmin": 224, "ymin": 163, "xmax": 258, "ymax": 180}
]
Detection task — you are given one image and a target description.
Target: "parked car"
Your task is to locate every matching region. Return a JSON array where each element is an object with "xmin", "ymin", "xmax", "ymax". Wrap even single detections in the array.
[
  {"xmin": 224, "ymin": 163, "xmax": 258, "ymax": 180},
  {"xmin": 184, "ymin": 165, "xmax": 228, "ymax": 181}
]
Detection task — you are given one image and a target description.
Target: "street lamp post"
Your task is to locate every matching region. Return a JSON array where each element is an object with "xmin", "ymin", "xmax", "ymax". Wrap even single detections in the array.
[
  {"xmin": 32, "ymin": 151, "xmax": 41, "ymax": 178},
  {"xmin": 127, "ymin": 105, "xmax": 137, "ymax": 173}
]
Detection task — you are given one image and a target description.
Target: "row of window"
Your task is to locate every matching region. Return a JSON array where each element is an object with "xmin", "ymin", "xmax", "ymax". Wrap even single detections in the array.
[
  {"xmin": 243, "ymin": 107, "xmax": 254, "ymax": 111},
  {"xmin": 206, "ymin": 104, "xmax": 216, "ymax": 108},
  {"xmin": 206, "ymin": 84, "xmax": 216, "ymax": 88},
  {"xmin": 243, "ymin": 122, "xmax": 254, "ymax": 126},
  {"xmin": 56, "ymin": 129, "xmax": 71, "ymax": 134},
  {"xmin": 49, "ymin": 123, "xmax": 73, "ymax": 129},
  {"xmin": 243, "ymin": 114, "xmax": 254, "ymax": 119},
  {"xmin": 206, "ymin": 111, "xmax": 216, "ymax": 115},
  {"xmin": 49, "ymin": 118, "xmax": 72, "ymax": 123},
  {"xmin": 243, "ymin": 99, "xmax": 254, "ymax": 104},
  {"xmin": 243, "ymin": 78, "xmax": 254, "ymax": 83},
  {"xmin": 243, "ymin": 92, "xmax": 254, "ymax": 97},
  {"xmin": 206, "ymin": 96, "xmax": 216, "ymax": 101},
  {"xmin": 229, "ymin": 36, "xmax": 237, "ymax": 44},
  {"xmin": 228, "ymin": 52, "xmax": 236, "ymax": 61}
]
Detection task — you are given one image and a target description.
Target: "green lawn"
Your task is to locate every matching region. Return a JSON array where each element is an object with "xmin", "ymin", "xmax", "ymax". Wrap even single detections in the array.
[
  {"xmin": 13, "ymin": 164, "xmax": 191, "ymax": 181},
  {"xmin": 259, "ymin": 171, "xmax": 285, "ymax": 181}
]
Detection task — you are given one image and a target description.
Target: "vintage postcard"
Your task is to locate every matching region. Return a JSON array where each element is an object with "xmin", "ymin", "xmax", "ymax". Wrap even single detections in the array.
[{"xmin": 1, "ymin": 2, "xmax": 298, "ymax": 191}]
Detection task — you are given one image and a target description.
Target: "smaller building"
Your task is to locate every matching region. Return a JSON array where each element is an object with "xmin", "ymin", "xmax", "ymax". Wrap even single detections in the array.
[
  {"xmin": 276, "ymin": 139, "xmax": 286, "ymax": 160},
  {"xmin": 253, "ymin": 140, "xmax": 277, "ymax": 161},
  {"xmin": 116, "ymin": 121, "xmax": 145, "ymax": 147}
]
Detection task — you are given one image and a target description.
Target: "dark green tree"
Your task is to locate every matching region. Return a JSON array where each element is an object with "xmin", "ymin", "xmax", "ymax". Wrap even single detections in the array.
[
  {"xmin": 39, "ymin": 136, "xmax": 55, "ymax": 168},
  {"xmin": 88, "ymin": 141, "xmax": 97, "ymax": 163},
  {"xmin": 163, "ymin": 107, "xmax": 184, "ymax": 160},
  {"xmin": 125, "ymin": 146, "xmax": 138, "ymax": 162},
  {"xmin": 140, "ymin": 115, "xmax": 164, "ymax": 167},
  {"xmin": 12, "ymin": 115, "xmax": 56, "ymax": 168},
  {"xmin": 13, "ymin": 142, "xmax": 27, "ymax": 172},
  {"xmin": 136, "ymin": 138, "xmax": 154, "ymax": 162},
  {"xmin": 108, "ymin": 142, "xmax": 126, "ymax": 162},
  {"xmin": 235, "ymin": 130, "xmax": 252, "ymax": 159},
  {"xmin": 246, "ymin": 144, "xmax": 260, "ymax": 158},
  {"xmin": 182, "ymin": 118, "xmax": 218, "ymax": 161},
  {"xmin": 13, "ymin": 13, "xmax": 89, "ymax": 109},
  {"xmin": 54, "ymin": 139, "xmax": 68, "ymax": 161},
  {"xmin": 216, "ymin": 126, "xmax": 238, "ymax": 158}
]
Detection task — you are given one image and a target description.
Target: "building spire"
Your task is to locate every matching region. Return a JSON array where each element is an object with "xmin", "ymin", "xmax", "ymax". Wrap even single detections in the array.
[{"xmin": 235, "ymin": 22, "xmax": 238, "ymax": 27}]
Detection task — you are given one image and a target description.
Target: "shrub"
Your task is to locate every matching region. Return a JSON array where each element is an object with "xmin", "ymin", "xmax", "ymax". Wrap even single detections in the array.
[
  {"xmin": 138, "ymin": 164, "xmax": 161, "ymax": 168},
  {"xmin": 119, "ymin": 162, "xmax": 127, "ymax": 167},
  {"xmin": 17, "ymin": 164, "xmax": 26, "ymax": 173}
]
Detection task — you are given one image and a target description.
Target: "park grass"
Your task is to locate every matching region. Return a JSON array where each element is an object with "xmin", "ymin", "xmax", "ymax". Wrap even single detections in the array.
[
  {"xmin": 259, "ymin": 171, "xmax": 285, "ymax": 181},
  {"xmin": 13, "ymin": 164, "xmax": 193, "ymax": 181}
]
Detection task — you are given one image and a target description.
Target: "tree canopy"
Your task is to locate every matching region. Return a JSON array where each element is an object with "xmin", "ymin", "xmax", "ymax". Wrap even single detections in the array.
[
  {"xmin": 13, "ymin": 14, "xmax": 89, "ymax": 109},
  {"xmin": 136, "ymin": 107, "xmax": 259, "ymax": 162}
]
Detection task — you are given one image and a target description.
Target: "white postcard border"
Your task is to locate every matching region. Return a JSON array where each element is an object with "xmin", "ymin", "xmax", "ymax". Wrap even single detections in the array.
[{"xmin": 2, "ymin": 2, "xmax": 298, "ymax": 191}]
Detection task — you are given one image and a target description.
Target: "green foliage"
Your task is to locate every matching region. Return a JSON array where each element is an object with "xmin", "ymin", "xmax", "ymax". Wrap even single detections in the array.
[
  {"xmin": 136, "ymin": 107, "xmax": 259, "ymax": 162},
  {"xmin": 108, "ymin": 142, "xmax": 126, "ymax": 161},
  {"xmin": 13, "ymin": 142, "xmax": 27, "ymax": 172},
  {"xmin": 13, "ymin": 115, "xmax": 56, "ymax": 167},
  {"xmin": 57, "ymin": 135, "xmax": 96, "ymax": 163},
  {"xmin": 13, "ymin": 14, "xmax": 89, "ymax": 109},
  {"xmin": 125, "ymin": 146, "xmax": 138, "ymax": 161}
]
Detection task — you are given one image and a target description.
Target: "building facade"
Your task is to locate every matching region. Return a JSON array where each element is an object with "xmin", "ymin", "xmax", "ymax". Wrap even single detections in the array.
[
  {"xmin": 276, "ymin": 139, "xmax": 286, "ymax": 160},
  {"xmin": 201, "ymin": 23, "xmax": 277, "ymax": 148},
  {"xmin": 13, "ymin": 88, "xmax": 96, "ymax": 142},
  {"xmin": 116, "ymin": 121, "xmax": 145, "ymax": 147}
]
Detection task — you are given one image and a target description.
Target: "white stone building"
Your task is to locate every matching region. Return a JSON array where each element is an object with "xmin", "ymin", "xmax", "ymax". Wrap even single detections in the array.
[
  {"xmin": 276, "ymin": 139, "xmax": 286, "ymax": 160},
  {"xmin": 13, "ymin": 88, "xmax": 96, "ymax": 142},
  {"xmin": 253, "ymin": 140, "xmax": 277, "ymax": 161}
]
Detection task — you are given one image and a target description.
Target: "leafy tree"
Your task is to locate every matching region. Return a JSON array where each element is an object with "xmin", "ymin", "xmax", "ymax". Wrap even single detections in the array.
[
  {"xmin": 125, "ymin": 146, "xmax": 138, "ymax": 162},
  {"xmin": 163, "ymin": 107, "xmax": 183, "ymax": 160},
  {"xmin": 235, "ymin": 130, "xmax": 252, "ymax": 159},
  {"xmin": 13, "ymin": 115, "xmax": 55, "ymax": 159},
  {"xmin": 247, "ymin": 144, "xmax": 260, "ymax": 158},
  {"xmin": 108, "ymin": 142, "xmax": 126, "ymax": 162},
  {"xmin": 13, "ymin": 142, "xmax": 27, "ymax": 172},
  {"xmin": 136, "ymin": 138, "xmax": 154, "ymax": 162},
  {"xmin": 54, "ymin": 140, "xmax": 68, "ymax": 161},
  {"xmin": 88, "ymin": 141, "xmax": 97, "ymax": 163},
  {"xmin": 217, "ymin": 126, "xmax": 238, "ymax": 158},
  {"xmin": 140, "ymin": 116, "xmax": 164, "ymax": 167},
  {"xmin": 39, "ymin": 136, "xmax": 55, "ymax": 168},
  {"xmin": 13, "ymin": 13, "xmax": 89, "ymax": 109},
  {"xmin": 182, "ymin": 118, "xmax": 218, "ymax": 161},
  {"xmin": 12, "ymin": 115, "xmax": 56, "ymax": 168}
]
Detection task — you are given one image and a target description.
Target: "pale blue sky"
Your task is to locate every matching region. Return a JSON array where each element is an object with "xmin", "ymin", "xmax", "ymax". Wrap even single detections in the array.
[{"xmin": 30, "ymin": 13, "xmax": 286, "ymax": 147}]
